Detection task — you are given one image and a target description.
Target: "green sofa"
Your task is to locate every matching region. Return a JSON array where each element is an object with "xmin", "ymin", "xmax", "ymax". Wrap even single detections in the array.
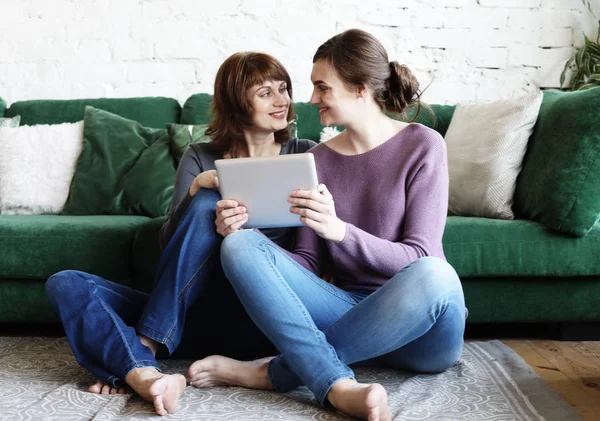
[{"xmin": 1, "ymin": 89, "xmax": 600, "ymax": 329}]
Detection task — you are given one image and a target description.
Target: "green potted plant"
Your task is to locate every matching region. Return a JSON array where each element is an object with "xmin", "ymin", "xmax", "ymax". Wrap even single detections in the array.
[{"xmin": 560, "ymin": 0, "xmax": 599, "ymax": 90}]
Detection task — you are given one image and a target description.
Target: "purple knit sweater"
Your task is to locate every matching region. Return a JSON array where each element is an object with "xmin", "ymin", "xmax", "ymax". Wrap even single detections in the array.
[{"xmin": 289, "ymin": 123, "xmax": 448, "ymax": 292}]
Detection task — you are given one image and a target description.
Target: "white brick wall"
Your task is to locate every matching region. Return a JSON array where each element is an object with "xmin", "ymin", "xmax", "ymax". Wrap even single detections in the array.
[{"xmin": 0, "ymin": 0, "xmax": 595, "ymax": 105}]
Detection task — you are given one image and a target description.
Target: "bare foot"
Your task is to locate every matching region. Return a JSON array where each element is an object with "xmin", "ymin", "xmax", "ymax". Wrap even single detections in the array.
[
  {"xmin": 327, "ymin": 379, "xmax": 390, "ymax": 421},
  {"xmin": 125, "ymin": 367, "xmax": 186, "ymax": 416},
  {"xmin": 188, "ymin": 355, "xmax": 274, "ymax": 390},
  {"xmin": 88, "ymin": 380, "xmax": 131, "ymax": 395},
  {"xmin": 149, "ymin": 374, "xmax": 187, "ymax": 416}
]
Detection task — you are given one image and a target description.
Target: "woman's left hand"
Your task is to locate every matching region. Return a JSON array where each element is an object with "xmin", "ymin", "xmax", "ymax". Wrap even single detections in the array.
[{"xmin": 288, "ymin": 184, "xmax": 346, "ymax": 243}]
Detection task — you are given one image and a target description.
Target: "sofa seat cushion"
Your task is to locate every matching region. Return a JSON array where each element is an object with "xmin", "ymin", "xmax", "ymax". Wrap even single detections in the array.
[
  {"xmin": 0, "ymin": 279, "xmax": 57, "ymax": 323},
  {"xmin": 443, "ymin": 216, "xmax": 600, "ymax": 277},
  {"xmin": 0, "ymin": 215, "xmax": 151, "ymax": 282}
]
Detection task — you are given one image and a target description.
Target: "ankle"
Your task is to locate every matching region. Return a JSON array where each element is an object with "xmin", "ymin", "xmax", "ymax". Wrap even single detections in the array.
[
  {"xmin": 138, "ymin": 335, "xmax": 159, "ymax": 356},
  {"xmin": 327, "ymin": 378, "xmax": 356, "ymax": 407},
  {"xmin": 126, "ymin": 367, "xmax": 161, "ymax": 389}
]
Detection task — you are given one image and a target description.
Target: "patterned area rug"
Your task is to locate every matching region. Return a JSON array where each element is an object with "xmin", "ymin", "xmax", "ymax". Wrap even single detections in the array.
[{"xmin": 0, "ymin": 337, "xmax": 582, "ymax": 420}]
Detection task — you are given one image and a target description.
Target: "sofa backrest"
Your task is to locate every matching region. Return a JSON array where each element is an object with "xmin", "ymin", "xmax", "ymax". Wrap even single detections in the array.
[
  {"xmin": 4, "ymin": 97, "xmax": 181, "ymax": 128},
  {"xmin": 514, "ymin": 87, "xmax": 600, "ymax": 237},
  {"xmin": 180, "ymin": 93, "xmax": 212, "ymax": 125},
  {"xmin": 407, "ymin": 103, "xmax": 456, "ymax": 137},
  {"xmin": 181, "ymin": 93, "xmax": 455, "ymax": 142}
]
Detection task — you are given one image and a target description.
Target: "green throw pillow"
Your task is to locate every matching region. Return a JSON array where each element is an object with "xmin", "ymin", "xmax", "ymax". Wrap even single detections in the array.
[
  {"xmin": 180, "ymin": 93, "xmax": 213, "ymax": 125},
  {"xmin": 167, "ymin": 123, "xmax": 211, "ymax": 166},
  {"xmin": 514, "ymin": 87, "xmax": 600, "ymax": 237},
  {"xmin": 63, "ymin": 106, "xmax": 175, "ymax": 218}
]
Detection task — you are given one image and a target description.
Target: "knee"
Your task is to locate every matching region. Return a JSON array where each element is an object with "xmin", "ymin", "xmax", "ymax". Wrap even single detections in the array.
[
  {"xmin": 221, "ymin": 229, "xmax": 261, "ymax": 255},
  {"xmin": 187, "ymin": 188, "xmax": 220, "ymax": 216},
  {"xmin": 45, "ymin": 270, "xmax": 90, "ymax": 303},
  {"xmin": 398, "ymin": 257, "xmax": 461, "ymax": 296},
  {"xmin": 220, "ymin": 230, "xmax": 264, "ymax": 272},
  {"xmin": 413, "ymin": 256, "xmax": 459, "ymax": 281}
]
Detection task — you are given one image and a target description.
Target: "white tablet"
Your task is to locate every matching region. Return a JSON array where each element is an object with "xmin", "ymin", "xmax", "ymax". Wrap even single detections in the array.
[{"xmin": 214, "ymin": 153, "xmax": 319, "ymax": 228}]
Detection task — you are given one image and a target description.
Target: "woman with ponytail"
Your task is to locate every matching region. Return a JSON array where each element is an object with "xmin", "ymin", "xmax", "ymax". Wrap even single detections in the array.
[{"xmin": 188, "ymin": 30, "xmax": 465, "ymax": 421}]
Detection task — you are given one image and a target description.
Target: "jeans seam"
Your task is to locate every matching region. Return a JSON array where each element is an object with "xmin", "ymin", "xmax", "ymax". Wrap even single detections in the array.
[
  {"xmin": 261, "ymin": 242, "xmax": 322, "ymax": 340},
  {"xmin": 95, "ymin": 282, "xmax": 143, "ymax": 378},
  {"xmin": 177, "ymin": 245, "xmax": 217, "ymax": 303},
  {"xmin": 267, "ymin": 358, "xmax": 286, "ymax": 393},
  {"xmin": 262, "ymin": 241, "xmax": 356, "ymax": 305},
  {"xmin": 141, "ymin": 326, "xmax": 173, "ymax": 349},
  {"xmin": 122, "ymin": 359, "xmax": 162, "ymax": 373},
  {"xmin": 153, "ymin": 241, "xmax": 218, "ymax": 350},
  {"xmin": 259, "ymin": 239, "xmax": 352, "ymax": 396}
]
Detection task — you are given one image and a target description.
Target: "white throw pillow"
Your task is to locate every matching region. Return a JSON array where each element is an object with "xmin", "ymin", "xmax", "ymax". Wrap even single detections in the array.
[
  {"xmin": 0, "ymin": 115, "xmax": 20, "ymax": 128},
  {"xmin": 444, "ymin": 92, "xmax": 543, "ymax": 219},
  {"xmin": 0, "ymin": 122, "xmax": 84, "ymax": 214},
  {"xmin": 320, "ymin": 126, "xmax": 341, "ymax": 142}
]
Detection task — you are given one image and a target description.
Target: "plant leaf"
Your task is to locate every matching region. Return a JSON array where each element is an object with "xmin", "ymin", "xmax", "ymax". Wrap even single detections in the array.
[
  {"xmin": 578, "ymin": 82, "xmax": 600, "ymax": 90},
  {"xmin": 588, "ymin": 73, "xmax": 600, "ymax": 81},
  {"xmin": 586, "ymin": 42, "xmax": 600, "ymax": 56},
  {"xmin": 575, "ymin": 46, "xmax": 586, "ymax": 70},
  {"xmin": 585, "ymin": 53, "xmax": 593, "ymax": 75},
  {"xmin": 560, "ymin": 57, "xmax": 575, "ymax": 87},
  {"xmin": 571, "ymin": 69, "xmax": 584, "ymax": 90}
]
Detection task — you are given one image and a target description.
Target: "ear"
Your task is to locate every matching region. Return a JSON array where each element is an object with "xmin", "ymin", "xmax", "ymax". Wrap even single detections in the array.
[{"xmin": 356, "ymin": 84, "xmax": 368, "ymax": 99}]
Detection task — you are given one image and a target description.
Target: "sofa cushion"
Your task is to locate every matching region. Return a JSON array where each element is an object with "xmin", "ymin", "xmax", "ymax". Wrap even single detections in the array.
[
  {"xmin": 63, "ymin": 107, "xmax": 175, "ymax": 218},
  {"xmin": 180, "ymin": 93, "xmax": 213, "ymax": 125},
  {"xmin": 405, "ymin": 103, "xmax": 456, "ymax": 137},
  {"xmin": 445, "ymin": 92, "xmax": 542, "ymax": 220},
  {"xmin": 0, "ymin": 215, "xmax": 150, "ymax": 282},
  {"xmin": 4, "ymin": 97, "xmax": 180, "ymax": 129},
  {"xmin": 0, "ymin": 115, "xmax": 20, "ymax": 128},
  {"xmin": 514, "ymin": 87, "xmax": 600, "ymax": 237},
  {"xmin": 293, "ymin": 101, "xmax": 327, "ymax": 141},
  {"xmin": 167, "ymin": 123, "xmax": 211, "ymax": 167},
  {"xmin": 0, "ymin": 122, "xmax": 84, "ymax": 215},
  {"xmin": 443, "ymin": 216, "xmax": 600, "ymax": 277}
]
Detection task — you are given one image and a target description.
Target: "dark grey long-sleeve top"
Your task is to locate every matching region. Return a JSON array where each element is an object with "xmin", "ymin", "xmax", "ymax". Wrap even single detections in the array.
[{"xmin": 158, "ymin": 138, "xmax": 317, "ymax": 251}]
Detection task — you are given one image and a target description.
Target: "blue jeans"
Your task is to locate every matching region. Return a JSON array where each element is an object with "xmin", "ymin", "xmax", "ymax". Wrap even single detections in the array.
[
  {"xmin": 220, "ymin": 230, "xmax": 466, "ymax": 405},
  {"xmin": 45, "ymin": 189, "xmax": 275, "ymax": 388}
]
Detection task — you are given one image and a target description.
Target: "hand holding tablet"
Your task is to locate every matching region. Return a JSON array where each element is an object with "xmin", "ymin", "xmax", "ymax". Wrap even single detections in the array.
[{"xmin": 214, "ymin": 153, "xmax": 319, "ymax": 229}]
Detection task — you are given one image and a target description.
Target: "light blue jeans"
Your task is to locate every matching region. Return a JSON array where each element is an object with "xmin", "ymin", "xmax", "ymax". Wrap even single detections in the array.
[{"xmin": 220, "ymin": 230, "xmax": 466, "ymax": 405}]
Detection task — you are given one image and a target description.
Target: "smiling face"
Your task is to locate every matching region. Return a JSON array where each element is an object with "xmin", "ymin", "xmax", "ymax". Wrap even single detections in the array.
[
  {"xmin": 310, "ymin": 59, "xmax": 362, "ymax": 127},
  {"xmin": 247, "ymin": 79, "xmax": 291, "ymax": 135}
]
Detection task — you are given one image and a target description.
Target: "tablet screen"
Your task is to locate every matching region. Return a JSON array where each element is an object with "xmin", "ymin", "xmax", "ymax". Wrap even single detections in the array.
[{"xmin": 215, "ymin": 153, "xmax": 319, "ymax": 228}]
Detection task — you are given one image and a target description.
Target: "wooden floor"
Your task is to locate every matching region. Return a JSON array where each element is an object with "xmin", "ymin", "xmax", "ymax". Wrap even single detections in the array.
[{"xmin": 501, "ymin": 340, "xmax": 600, "ymax": 421}]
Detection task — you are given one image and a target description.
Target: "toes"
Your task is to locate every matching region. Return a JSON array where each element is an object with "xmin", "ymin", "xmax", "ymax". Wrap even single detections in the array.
[
  {"xmin": 188, "ymin": 372, "xmax": 209, "ymax": 383},
  {"xmin": 188, "ymin": 361, "xmax": 205, "ymax": 378},
  {"xmin": 88, "ymin": 380, "xmax": 103, "ymax": 393},
  {"xmin": 100, "ymin": 384, "xmax": 111, "ymax": 394},
  {"xmin": 190, "ymin": 380, "xmax": 213, "ymax": 388},
  {"xmin": 368, "ymin": 406, "xmax": 380, "ymax": 421},
  {"xmin": 153, "ymin": 395, "xmax": 167, "ymax": 416}
]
